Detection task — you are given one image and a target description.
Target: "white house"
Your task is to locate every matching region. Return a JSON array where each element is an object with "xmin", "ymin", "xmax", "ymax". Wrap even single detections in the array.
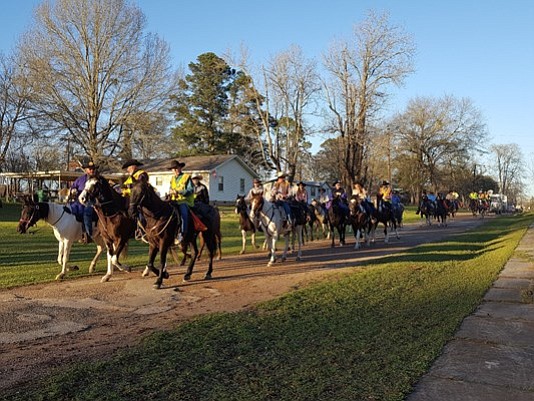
[
  {"xmin": 140, "ymin": 155, "xmax": 258, "ymax": 203},
  {"xmin": 262, "ymin": 179, "xmax": 331, "ymax": 203}
]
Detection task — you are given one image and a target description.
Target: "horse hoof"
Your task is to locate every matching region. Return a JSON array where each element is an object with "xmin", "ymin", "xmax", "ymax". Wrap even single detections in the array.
[
  {"xmin": 183, "ymin": 275, "xmax": 191, "ymax": 282},
  {"xmin": 124, "ymin": 265, "xmax": 131, "ymax": 273},
  {"xmin": 163, "ymin": 271, "xmax": 169, "ymax": 279},
  {"xmin": 239, "ymin": 250, "xmax": 245, "ymax": 255},
  {"xmin": 55, "ymin": 274, "xmax": 64, "ymax": 281},
  {"xmin": 101, "ymin": 275, "xmax": 111, "ymax": 283},
  {"xmin": 153, "ymin": 282, "xmax": 162, "ymax": 290},
  {"xmin": 204, "ymin": 274, "xmax": 212, "ymax": 280},
  {"xmin": 142, "ymin": 267, "xmax": 150, "ymax": 277},
  {"xmin": 296, "ymin": 256, "xmax": 301, "ymax": 262}
]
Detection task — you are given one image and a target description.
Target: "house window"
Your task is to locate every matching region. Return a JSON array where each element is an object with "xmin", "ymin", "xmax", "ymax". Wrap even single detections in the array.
[
  {"xmin": 239, "ymin": 178, "xmax": 245, "ymax": 193},
  {"xmin": 155, "ymin": 177, "xmax": 163, "ymax": 186},
  {"xmin": 311, "ymin": 187, "xmax": 316, "ymax": 197},
  {"xmin": 218, "ymin": 176, "xmax": 224, "ymax": 191}
]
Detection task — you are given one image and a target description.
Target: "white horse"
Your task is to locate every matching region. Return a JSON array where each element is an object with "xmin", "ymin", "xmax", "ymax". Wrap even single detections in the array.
[
  {"xmin": 249, "ymin": 193, "xmax": 303, "ymax": 266},
  {"xmin": 17, "ymin": 197, "xmax": 105, "ymax": 280}
]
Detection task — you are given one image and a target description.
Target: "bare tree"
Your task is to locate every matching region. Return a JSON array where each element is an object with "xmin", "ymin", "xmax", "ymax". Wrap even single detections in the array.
[
  {"xmin": 490, "ymin": 143, "xmax": 523, "ymax": 196},
  {"xmin": 394, "ymin": 95, "xmax": 487, "ymax": 199},
  {"xmin": 17, "ymin": 0, "xmax": 176, "ymax": 164},
  {"xmin": 228, "ymin": 45, "xmax": 319, "ymax": 178},
  {"xmin": 265, "ymin": 45, "xmax": 320, "ymax": 179},
  {"xmin": 322, "ymin": 11, "xmax": 415, "ymax": 188},
  {"xmin": 0, "ymin": 52, "xmax": 33, "ymax": 172}
]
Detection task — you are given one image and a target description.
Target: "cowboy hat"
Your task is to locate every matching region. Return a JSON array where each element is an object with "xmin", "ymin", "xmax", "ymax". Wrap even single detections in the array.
[
  {"xmin": 191, "ymin": 174, "xmax": 203, "ymax": 180},
  {"xmin": 121, "ymin": 159, "xmax": 143, "ymax": 169},
  {"xmin": 253, "ymin": 178, "xmax": 262, "ymax": 184},
  {"xmin": 82, "ymin": 160, "xmax": 97, "ymax": 169},
  {"xmin": 168, "ymin": 160, "xmax": 186, "ymax": 170},
  {"xmin": 382, "ymin": 180, "xmax": 390, "ymax": 186},
  {"xmin": 333, "ymin": 180, "xmax": 340, "ymax": 185},
  {"xmin": 297, "ymin": 181, "xmax": 306, "ymax": 187},
  {"xmin": 277, "ymin": 172, "xmax": 286, "ymax": 178}
]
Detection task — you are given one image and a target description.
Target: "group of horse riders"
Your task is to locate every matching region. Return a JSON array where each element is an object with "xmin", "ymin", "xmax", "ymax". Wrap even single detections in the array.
[
  {"xmin": 68, "ymin": 158, "xmax": 210, "ymax": 245},
  {"xmin": 243, "ymin": 173, "xmax": 403, "ymax": 228},
  {"xmin": 416, "ymin": 189, "xmax": 461, "ymax": 217}
]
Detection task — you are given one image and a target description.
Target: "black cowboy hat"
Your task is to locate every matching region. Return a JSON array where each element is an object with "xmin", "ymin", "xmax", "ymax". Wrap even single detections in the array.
[
  {"xmin": 82, "ymin": 160, "xmax": 97, "ymax": 169},
  {"xmin": 168, "ymin": 160, "xmax": 186, "ymax": 170},
  {"xmin": 121, "ymin": 159, "xmax": 143, "ymax": 169},
  {"xmin": 297, "ymin": 181, "xmax": 306, "ymax": 186},
  {"xmin": 382, "ymin": 180, "xmax": 390, "ymax": 186},
  {"xmin": 333, "ymin": 180, "xmax": 340, "ymax": 185},
  {"xmin": 253, "ymin": 178, "xmax": 262, "ymax": 183}
]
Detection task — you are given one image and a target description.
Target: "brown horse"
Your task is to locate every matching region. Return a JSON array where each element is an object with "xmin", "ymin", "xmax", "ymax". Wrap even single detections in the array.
[
  {"xmin": 129, "ymin": 181, "xmax": 217, "ymax": 289},
  {"xmin": 235, "ymin": 195, "xmax": 259, "ymax": 254},
  {"xmin": 370, "ymin": 194, "xmax": 399, "ymax": 244},
  {"xmin": 79, "ymin": 176, "xmax": 136, "ymax": 282},
  {"xmin": 348, "ymin": 196, "xmax": 371, "ymax": 249}
]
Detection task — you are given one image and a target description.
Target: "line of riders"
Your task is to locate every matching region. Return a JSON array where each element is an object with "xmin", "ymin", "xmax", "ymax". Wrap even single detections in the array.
[
  {"xmin": 68, "ymin": 159, "xmax": 212, "ymax": 245},
  {"xmin": 415, "ymin": 189, "xmax": 461, "ymax": 219},
  {"xmin": 66, "ymin": 158, "xmax": 470, "ymax": 247},
  {"xmin": 468, "ymin": 189, "xmax": 492, "ymax": 215}
]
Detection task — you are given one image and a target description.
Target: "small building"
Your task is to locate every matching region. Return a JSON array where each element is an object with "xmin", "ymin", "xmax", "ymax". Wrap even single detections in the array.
[{"xmin": 141, "ymin": 155, "xmax": 258, "ymax": 203}]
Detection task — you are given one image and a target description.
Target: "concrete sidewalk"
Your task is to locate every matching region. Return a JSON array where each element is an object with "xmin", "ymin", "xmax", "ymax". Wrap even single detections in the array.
[{"xmin": 407, "ymin": 223, "xmax": 534, "ymax": 400}]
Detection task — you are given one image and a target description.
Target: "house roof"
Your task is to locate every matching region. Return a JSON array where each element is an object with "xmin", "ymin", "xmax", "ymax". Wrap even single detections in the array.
[{"xmin": 140, "ymin": 155, "xmax": 257, "ymax": 176}]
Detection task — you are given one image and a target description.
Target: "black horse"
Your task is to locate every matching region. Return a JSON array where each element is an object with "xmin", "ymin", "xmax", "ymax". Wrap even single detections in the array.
[
  {"xmin": 418, "ymin": 198, "xmax": 435, "ymax": 226},
  {"xmin": 327, "ymin": 195, "xmax": 347, "ymax": 247},
  {"xmin": 129, "ymin": 181, "xmax": 217, "ymax": 289},
  {"xmin": 348, "ymin": 196, "xmax": 372, "ymax": 249},
  {"xmin": 370, "ymin": 194, "xmax": 399, "ymax": 244},
  {"xmin": 235, "ymin": 195, "xmax": 259, "ymax": 254}
]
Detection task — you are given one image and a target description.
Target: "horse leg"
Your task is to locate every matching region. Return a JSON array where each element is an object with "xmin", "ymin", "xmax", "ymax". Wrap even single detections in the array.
[
  {"xmin": 55, "ymin": 240, "xmax": 70, "ymax": 280},
  {"xmin": 142, "ymin": 245, "xmax": 160, "ymax": 278},
  {"xmin": 267, "ymin": 235, "xmax": 277, "ymax": 266},
  {"xmin": 197, "ymin": 232, "xmax": 205, "ymax": 261},
  {"xmin": 109, "ymin": 240, "xmax": 131, "ymax": 273},
  {"xmin": 154, "ymin": 242, "xmax": 170, "ymax": 290},
  {"xmin": 240, "ymin": 229, "xmax": 247, "ymax": 254},
  {"xmin": 89, "ymin": 240, "xmax": 104, "ymax": 274},
  {"xmin": 295, "ymin": 226, "xmax": 303, "ymax": 261},
  {"xmin": 183, "ymin": 239, "xmax": 199, "ymax": 281},
  {"xmin": 330, "ymin": 225, "xmax": 335, "ymax": 248},
  {"xmin": 354, "ymin": 228, "xmax": 361, "ymax": 250},
  {"xmin": 281, "ymin": 233, "xmax": 290, "ymax": 262},
  {"xmin": 204, "ymin": 232, "xmax": 216, "ymax": 279}
]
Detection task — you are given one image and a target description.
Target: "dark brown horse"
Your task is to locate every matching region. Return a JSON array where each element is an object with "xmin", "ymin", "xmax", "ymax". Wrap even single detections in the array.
[
  {"xmin": 129, "ymin": 181, "xmax": 217, "ymax": 289},
  {"xmin": 348, "ymin": 196, "xmax": 372, "ymax": 249},
  {"xmin": 370, "ymin": 193, "xmax": 399, "ymax": 244},
  {"xmin": 235, "ymin": 195, "xmax": 259, "ymax": 254},
  {"xmin": 79, "ymin": 176, "xmax": 135, "ymax": 282},
  {"xmin": 327, "ymin": 195, "xmax": 347, "ymax": 247}
]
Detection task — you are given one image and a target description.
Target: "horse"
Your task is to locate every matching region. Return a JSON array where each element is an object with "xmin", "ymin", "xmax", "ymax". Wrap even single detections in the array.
[
  {"xmin": 16, "ymin": 196, "xmax": 105, "ymax": 280},
  {"xmin": 434, "ymin": 196, "xmax": 448, "ymax": 227},
  {"xmin": 327, "ymin": 195, "xmax": 347, "ymax": 247},
  {"xmin": 392, "ymin": 202, "xmax": 405, "ymax": 228},
  {"xmin": 79, "ymin": 176, "xmax": 136, "ymax": 282},
  {"xmin": 249, "ymin": 193, "xmax": 302, "ymax": 266},
  {"xmin": 370, "ymin": 194, "xmax": 399, "ymax": 244},
  {"xmin": 309, "ymin": 199, "xmax": 329, "ymax": 241},
  {"xmin": 469, "ymin": 199, "xmax": 478, "ymax": 216},
  {"xmin": 235, "ymin": 195, "xmax": 260, "ymax": 254},
  {"xmin": 348, "ymin": 196, "xmax": 371, "ymax": 249},
  {"xmin": 417, "ymin": 198, "xmax": 435, "ymax": 226},
  {"xmin": 129, "ymin": 181, "xmax": 217, "ymax": 288},
  {"xmin": 195, "ymin": 202, "xmax": 222, "ymax": 261},
  {"xmin": 446, "ymin": 199, "xmax": 459, "ymax": 218}
]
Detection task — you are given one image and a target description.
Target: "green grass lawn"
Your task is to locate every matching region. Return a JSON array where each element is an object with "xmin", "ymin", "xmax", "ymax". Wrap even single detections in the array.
[{"xmin": 2, "ymin": 201, "xmax": 532, "ymax": 400}]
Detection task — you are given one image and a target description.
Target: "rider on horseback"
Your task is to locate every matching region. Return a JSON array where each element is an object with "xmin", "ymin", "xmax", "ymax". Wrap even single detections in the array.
[
  {"xmin": 270, "ymin": 172, "xmax": 293, "ymax": 226},
  {"xmin": 168, "ymin": 160, "xmax": 195, "ymax": 244},
  {"xmin": 352, "ymin": 182, "xmax": 375, "ymax": 218},
  {"xmin": 121, "ymin": 159, "xmax": 149, "ymax": 240},
  {"xmin": 69, "ymin": 160, "xmax": 98, "ymax": 244},
  {"xmin": 331, "ymin": 180, "xmax": 349, "ymax": 218},
  {"xmin": 378, "ymin": 180, "xmax": 392, "ymax": 213}
]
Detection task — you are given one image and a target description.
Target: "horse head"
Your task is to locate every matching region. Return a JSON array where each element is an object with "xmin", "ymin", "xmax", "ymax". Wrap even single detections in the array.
[
  {"xmin": 235, "ymin": 195, "xmax": 247, "ymax": 214},
  {"xmin": 79, "ymin": 177, "xmax": 99, "ymax": 205},
  {"xmin": 17, "ymin": 197, "xmax": 45, "ymax": 234}
]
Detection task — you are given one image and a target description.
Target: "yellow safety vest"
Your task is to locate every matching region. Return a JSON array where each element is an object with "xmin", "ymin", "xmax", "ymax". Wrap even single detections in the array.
[
  {"xmin": 170, "ymin": 173, "xmax": 194, "ymax": 207},
  {"xmin": 121, "ymin": 169, "xmax": 147, "ymax": 197}
]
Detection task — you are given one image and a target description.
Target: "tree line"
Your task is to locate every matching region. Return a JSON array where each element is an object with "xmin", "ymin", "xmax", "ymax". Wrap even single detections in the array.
[{"xmin": 0, "ymin": 0, "xmax": 528, "ymax": 204}]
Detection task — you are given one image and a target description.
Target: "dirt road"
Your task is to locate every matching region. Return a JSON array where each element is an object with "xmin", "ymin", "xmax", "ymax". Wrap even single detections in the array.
[{"xmin": 0, "ymin": 214, "xmax": 488, "ymax": 391}]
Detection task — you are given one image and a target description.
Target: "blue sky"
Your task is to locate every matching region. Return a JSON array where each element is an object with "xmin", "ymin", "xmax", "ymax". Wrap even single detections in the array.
[{"xmin": 1, "ymin": 1, "xmax": 533, "ymax": 189}]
